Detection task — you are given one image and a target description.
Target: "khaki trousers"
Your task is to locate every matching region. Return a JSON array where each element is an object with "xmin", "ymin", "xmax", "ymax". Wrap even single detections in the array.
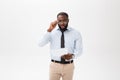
[{"xmin": 49, "ymin": 62, "xmax": 74, "ymax": 80}]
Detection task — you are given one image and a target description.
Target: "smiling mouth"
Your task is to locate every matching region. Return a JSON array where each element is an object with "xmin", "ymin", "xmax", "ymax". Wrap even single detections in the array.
[{"xmin": 60, "ymin": 26, "xmax": 65, "ymax": 28}]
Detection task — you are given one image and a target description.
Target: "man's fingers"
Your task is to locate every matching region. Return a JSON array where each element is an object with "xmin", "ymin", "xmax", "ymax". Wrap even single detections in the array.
[
  {"xmin": 52, "ymin": 20, "xmax": 57, "ymax": 26},
  {"xmin": 50, "ymin": 21, "xmax": 57, "ymax": 30},
  {"xmin": 61, "ymin": 54, "xmax": 73, "ymax": 60},
  {"xmin": 65, "ymin": 54, "xmax": 72, "ymax": 60},
  {"xmin": 54, "ymin": 20, "xmax": 58, "ymax": 23}
]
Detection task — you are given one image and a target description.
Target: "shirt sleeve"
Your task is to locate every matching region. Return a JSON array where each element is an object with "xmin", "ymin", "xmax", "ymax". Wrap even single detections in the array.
[
  {"xmin": 38, "ymin": 31, "xmax": 51, "ymax": 47},
  {"xmin": 73, "ymin": 32, "xmax": 83, "ymax": 59}
]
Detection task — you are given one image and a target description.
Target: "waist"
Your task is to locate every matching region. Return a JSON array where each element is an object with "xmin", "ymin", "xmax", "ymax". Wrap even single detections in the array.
[{"xmin": 51, "ymin": 59, "xmax": 73, "ymax": 64}]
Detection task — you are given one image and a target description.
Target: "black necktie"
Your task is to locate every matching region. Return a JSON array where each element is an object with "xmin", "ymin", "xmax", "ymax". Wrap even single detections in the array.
[
  {"xmin": 60, "ymin": 31, "xmax": 65, "ymax": 62},
  {"xmin": 60, "ymin": 29, "xmax": 67, "ymax": 62},
  {"xmin": 61, "ymin": 31, "xmax": 65, "ymax": 48}
]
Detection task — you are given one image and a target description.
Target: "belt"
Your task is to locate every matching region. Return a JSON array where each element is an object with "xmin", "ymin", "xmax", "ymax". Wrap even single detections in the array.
[{"xmin": 51, "ymin": 59, "xmax": 73, "ymax": 64}]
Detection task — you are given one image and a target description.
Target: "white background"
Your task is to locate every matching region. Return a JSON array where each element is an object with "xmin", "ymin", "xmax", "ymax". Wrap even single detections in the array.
[{"xmin": 0, "ymin": 0, "xmax": 120, "ymax": 80}]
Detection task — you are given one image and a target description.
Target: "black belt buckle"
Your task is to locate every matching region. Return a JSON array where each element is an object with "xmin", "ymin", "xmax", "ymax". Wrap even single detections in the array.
[{"xmin": 51, "ymin": 59, "xmax": 73, "ymax": 64}]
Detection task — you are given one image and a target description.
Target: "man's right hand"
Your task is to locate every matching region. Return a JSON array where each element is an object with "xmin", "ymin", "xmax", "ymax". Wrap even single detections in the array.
[{"xmin": 47, "ymin": 20, "xmax": 58, "ymax": 32}]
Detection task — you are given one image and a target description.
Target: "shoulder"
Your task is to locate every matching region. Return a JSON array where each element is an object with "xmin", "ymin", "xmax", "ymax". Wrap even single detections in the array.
[
  {"xmin": 68, "ymin": 27, "xmax": 82, "ymax": 40},
  {"xmin": 68, "ymin": 27, "xmax": 81, "ymax": 35},
  {"xmin": 50, "ymin": 27, "xmax": 60, "ymax": 35}
]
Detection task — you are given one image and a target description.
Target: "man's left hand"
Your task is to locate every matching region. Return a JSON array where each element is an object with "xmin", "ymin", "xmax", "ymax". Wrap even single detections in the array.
[{"xmin": 61, "ymin": 53, "xmax": 74, "ymax": 60}]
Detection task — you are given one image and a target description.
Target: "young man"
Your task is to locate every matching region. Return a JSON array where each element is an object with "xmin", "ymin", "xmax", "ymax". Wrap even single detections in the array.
[{"xmin": 39, "ymin": 12, "xmax": 83, "ymax": 80}]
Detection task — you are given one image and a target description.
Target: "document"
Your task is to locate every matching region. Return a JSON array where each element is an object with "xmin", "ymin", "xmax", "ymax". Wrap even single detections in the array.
[{"xmin": 51, "ymin": 48, "xmax": 68, "ymax": 57}]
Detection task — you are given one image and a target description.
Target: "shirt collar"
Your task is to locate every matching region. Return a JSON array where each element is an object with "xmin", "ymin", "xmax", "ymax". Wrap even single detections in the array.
[{"xmin": 57, "ymin": 26, "xmax": 72, "ymax": 31}]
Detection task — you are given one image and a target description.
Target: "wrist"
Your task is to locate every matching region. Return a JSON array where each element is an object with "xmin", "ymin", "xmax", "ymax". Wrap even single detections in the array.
[{"xmin": 47, "ymin": 28, "xmax": 52, "ymax": 32}]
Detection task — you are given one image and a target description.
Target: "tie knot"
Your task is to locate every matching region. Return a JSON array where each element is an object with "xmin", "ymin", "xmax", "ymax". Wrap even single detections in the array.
[
  {"xmin": 61, "ymin": 31, "xmax": 64, "ymax": 34},
  {"xmin": 60, "ymin": 29, "xmax": 67, "ymax": 33}
]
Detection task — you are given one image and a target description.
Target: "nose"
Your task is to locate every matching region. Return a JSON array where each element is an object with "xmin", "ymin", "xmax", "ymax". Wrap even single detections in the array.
[{"xmin": 61, "ymin": 23, "xmax": 64, "ymax": 25}]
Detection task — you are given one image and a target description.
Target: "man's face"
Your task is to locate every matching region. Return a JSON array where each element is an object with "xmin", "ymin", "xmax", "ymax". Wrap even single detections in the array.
[{"xmin": 57, "ymin": 15, "xmax": 69, "ymax": 29}]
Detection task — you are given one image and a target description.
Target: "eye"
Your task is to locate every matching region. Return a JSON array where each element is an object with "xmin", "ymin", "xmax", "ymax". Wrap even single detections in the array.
[{"xmin": 58, "ymin": 20, "xmax": 62, "ymax": 22}]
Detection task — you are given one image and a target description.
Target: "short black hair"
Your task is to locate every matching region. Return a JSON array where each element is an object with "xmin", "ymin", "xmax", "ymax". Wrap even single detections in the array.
[{"xmin": 57, "ymin": 12, "xmax": 69, "ymax": 18}]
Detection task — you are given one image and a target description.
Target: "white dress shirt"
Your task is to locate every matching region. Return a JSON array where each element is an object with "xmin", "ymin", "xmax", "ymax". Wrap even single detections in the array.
[{"xmin": 39, "ymin": 26, "xmax": 83, "ymax": 61}]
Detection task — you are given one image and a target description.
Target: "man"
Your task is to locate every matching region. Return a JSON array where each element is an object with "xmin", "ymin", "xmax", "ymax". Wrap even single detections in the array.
[{"xmin": 39, "ymin": 12, "xmax": 83, "ymax": 80}]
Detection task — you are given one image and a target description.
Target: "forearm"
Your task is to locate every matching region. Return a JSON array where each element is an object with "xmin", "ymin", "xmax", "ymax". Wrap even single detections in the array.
[
  {"xmin": 38, "ymin": 31, "xmax": 51, "ymax": 47},
  {"xmin": 73, "ymin": 48, "xmax": 83, "ymax": 59}
]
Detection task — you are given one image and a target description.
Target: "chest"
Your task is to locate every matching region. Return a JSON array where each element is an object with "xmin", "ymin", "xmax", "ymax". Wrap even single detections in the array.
[{"xmin": 51, "ymin": 31, "xmax": 76, "ymax": 44}]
